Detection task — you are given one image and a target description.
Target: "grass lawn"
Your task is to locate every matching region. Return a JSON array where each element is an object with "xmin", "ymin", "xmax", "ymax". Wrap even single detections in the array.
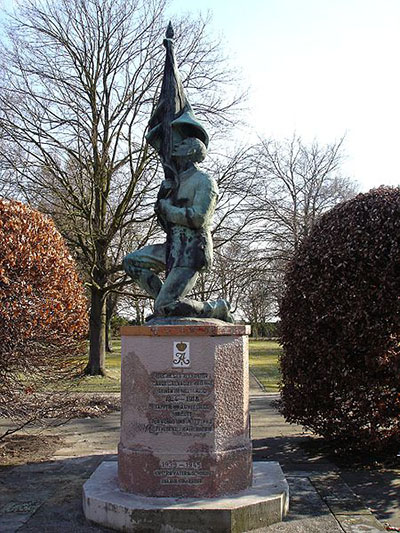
[
  {"xmin": 73, "ymin": 338, "xmax": 282, "ymax": 393},
  {"xmin": 72, "ymin": 339, "xmax": 122, "ymax": 393},
  {"xmin": 249, "ymin": 339, "xmax": 282, "ymax": 392}
]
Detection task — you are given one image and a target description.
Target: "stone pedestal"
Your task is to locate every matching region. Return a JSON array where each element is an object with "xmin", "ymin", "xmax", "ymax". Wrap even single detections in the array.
[
  {"xmin": 83, "ymin": 461, "xmax": 289, "ymax": 533},
  {"xmin": 118, "ymin": 323, "xmax": 252, "ymax": 498},
  {"xmin": 83, "ymin": 321, "xmax": 289, "ymax": 532}
]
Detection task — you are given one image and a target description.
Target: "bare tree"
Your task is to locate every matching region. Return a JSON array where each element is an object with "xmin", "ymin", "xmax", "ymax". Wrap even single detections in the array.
[
  {"xmin": 0, "ymin": 0, "xmax": 245, "ymax": 374},
  {"xmin": 241, "ymin": 279, "xmax": 277, "ymax": 337},
  {"xmin": 245, "ymin": 135, "xmax": 358, "ymax": 298},
  {"xmin": 189, "ymin": 137, "xmax": 357, "ymax": 324}
]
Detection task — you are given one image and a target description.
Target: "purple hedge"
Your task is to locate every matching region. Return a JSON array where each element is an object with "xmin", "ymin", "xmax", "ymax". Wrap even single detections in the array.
[{"xmin": 279, "ymin": 187, "xmax": 400, "ymax": 453}]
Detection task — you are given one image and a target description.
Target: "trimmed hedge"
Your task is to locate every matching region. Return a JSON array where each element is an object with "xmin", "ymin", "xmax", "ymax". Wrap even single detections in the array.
[
  {"xmin": 279, "ymin": 187, "xmax": 400, "ymax": 453},
  {"xmin": 0, "ymin": 199, "xmax": 88, "ymax": 421}
]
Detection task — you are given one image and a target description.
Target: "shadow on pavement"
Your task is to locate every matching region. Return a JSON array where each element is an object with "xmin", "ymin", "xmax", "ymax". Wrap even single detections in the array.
[
  {"xmin": 252, "ymin": 435, "xmax": 337, "ymax": 468},
  {"xmin": 252, "ymin": 434, "xmax": 400, "ymax": 528},
  {"xmin": 341, "ymin": 467, "xmax": 400, "ymax": 526},
  {"xmin": 0, "ymin": 454, "xmax": 116, "ymax": 532}
]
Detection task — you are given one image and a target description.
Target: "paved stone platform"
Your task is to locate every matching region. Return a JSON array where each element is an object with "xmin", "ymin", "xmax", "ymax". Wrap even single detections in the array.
[
  {"xmin": 83, "ymin": 461, "xmax": 288, "ymax": 532},
  {"xmin": 0, "ymin": 375, "xmax": 398, "ymax": 532}
]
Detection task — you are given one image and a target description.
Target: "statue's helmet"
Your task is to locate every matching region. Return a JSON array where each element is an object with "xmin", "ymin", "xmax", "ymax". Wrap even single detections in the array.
[{"xmin": 146, "ymin": 107, "xmax": 209, "ymax": 153}]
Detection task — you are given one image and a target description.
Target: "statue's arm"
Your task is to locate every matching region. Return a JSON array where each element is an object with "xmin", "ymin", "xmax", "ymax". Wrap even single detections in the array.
[
  {"xmin": 154, "ymin": 180, "xmax": 174, "ymax": 231},
  {"xmin": 160, "ymin": 177, "xmax": 218, "ymax": 229}
]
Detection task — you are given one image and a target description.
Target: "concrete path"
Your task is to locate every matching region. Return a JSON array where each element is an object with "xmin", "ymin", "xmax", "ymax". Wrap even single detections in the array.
[
  {"xmin": 249, "ymin": 382, "xmax": 399, "ymax": 532},
  {"xmin": 0, "ymin": 376, "xmax": 398, "ymax": 532}
]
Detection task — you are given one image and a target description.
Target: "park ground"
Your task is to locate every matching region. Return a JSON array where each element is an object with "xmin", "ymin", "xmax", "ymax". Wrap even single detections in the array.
[
  {"xmin": 1, "ymin": 339, "xmax": 399, "ymax": 531},
  {"xmin": 0, "ymin": 374, "xmax": 399, "ymax": 531}
]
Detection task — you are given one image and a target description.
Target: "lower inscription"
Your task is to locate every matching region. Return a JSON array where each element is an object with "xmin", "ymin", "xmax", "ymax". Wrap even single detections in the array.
[{"xmin": 155, "ymin": 459, "xmax": 210, "ymax": 485}]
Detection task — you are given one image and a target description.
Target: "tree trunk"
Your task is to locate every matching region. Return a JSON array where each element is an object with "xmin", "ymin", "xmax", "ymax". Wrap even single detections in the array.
[
  {"xmin": 135, "ymin": 301, "xmax": 143, "ymax": 325},
  {"xmin": 105, "ymin": 319, "xmax": 113, "ymax": 353},
  {"xmin": 252, "ymin": 322, "xmax": 259, "ymax": 339},
  {"xmin": 85, "ymin": 286, "xmax": 106, "ymax": 376},
  {"xmin": 105, "ymin": 295, "xmax": 113, "ymax": 353}
]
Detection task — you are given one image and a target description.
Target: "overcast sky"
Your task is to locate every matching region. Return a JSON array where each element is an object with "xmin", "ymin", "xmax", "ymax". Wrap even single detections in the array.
[{"xmin": 168, "ymin": 0, "xmax": 400, "ymax": 192}]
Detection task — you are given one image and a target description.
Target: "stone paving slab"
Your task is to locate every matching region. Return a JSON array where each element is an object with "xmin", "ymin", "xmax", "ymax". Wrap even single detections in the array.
[
  {"xmin": 341, "ymin": 468, "xmax": 400, "ymax": 529},
  {"xmin": 250, "ymin": 391, "xmax": 399, "ymax": 530},
  {"xmin": 257, "ymin": 476, "xmax": 343, "ymax": 532},
  {"xmin": 338, "ymin": 515, "xmax": 386, "ymax": 533}
]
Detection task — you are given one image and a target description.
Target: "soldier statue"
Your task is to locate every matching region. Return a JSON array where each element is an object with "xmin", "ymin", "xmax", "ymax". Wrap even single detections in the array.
[{"xmin": 123, "ymin": 23, "xmax": 233, "ymax": 323}]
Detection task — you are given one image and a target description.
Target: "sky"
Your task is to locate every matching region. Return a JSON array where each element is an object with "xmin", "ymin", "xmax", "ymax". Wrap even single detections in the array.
[
  {"xmin": 1, "ymin": 0, "xmax": 398, "ymax": 192},
  {"xmin": 167, "ymin": 0, "xmax": 400, "ymax": 192}
]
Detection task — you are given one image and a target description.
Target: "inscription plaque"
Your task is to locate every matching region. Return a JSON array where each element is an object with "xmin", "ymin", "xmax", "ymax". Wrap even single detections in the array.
[
  {"xmin": 148, "ymin": 371, "xmax": 215, "ymax": 486},
  {"xmin": 148, "ymin": 371, "xmax": 214, "ymax": 436}
]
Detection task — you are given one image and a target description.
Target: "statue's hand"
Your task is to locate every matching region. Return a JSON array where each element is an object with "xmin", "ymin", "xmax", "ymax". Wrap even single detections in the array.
[
  {"xmin": 157, "ymin": 180, "xmax": 173, "ymax": 200},
  {"xmin": 158, "ymin": 198, "xmax": 173, "ymax": 219},
  {"xmin": 155, "ymin": 198, "xmax": 170, "ymax": 231}
]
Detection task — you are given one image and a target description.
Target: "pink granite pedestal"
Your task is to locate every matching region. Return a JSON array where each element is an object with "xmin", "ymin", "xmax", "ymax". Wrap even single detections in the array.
[{"xmin": 118, "ymin": 322, "xmax": 252, "ymax": 498}]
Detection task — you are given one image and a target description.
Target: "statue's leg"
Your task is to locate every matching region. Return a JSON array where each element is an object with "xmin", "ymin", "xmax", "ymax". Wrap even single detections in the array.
[
  {"xmin": 154, "ymin": 267, "xmax": 198, "ymax": 312},
  {"xmin": 154, "ymin": 267, "xmax": 234, "ymax": 322},
  {"xmin": 123, "ymin": 244, "xmax": 166, "ymax": 300}
]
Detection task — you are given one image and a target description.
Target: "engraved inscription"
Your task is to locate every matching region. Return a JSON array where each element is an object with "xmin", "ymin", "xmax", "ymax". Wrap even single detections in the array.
[
  {"xmin": 148, "ymin": 372, "xmax": 214, "ymax": 435},
  {"xmin": 155, "ymin": 459, "xmax": 210, "ymax": 485}
]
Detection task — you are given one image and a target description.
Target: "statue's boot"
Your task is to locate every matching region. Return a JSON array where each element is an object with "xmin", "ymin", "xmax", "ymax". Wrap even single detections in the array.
[
  {"xmin": 158, "ymin": 298, "xmax": 234, "ymax": 323},
  {"xmin": 202, "ymin": 299, "xmax": 234, "ymax": 323}
]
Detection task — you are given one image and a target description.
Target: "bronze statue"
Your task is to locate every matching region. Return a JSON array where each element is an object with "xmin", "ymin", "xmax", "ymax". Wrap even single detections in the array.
[{"xmin": 123, "ymin": 23, "xmax": 233, "ymax": 323}]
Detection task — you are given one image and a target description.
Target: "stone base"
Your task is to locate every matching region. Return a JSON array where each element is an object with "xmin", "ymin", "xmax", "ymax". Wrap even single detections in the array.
[
  {"xmin": 118, "ymin": 324, "xmax": 252, "ymax": 498},
  {"xmin": 118, "ymin": 443, "xmax": 253, "ymax": 498},
  {"xmin": 83, "ymin": 461, "xmax": 289, "ymax": 532}
]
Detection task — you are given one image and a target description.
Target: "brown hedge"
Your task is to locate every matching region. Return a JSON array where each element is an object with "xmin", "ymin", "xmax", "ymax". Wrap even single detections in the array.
[
  {"xmin": 0, "ymin": 199, "xmax": 88, "ymax": 423},
  {"xmin": 279, "ymin": 187, "xmax": 400, "ymax": 453}
]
